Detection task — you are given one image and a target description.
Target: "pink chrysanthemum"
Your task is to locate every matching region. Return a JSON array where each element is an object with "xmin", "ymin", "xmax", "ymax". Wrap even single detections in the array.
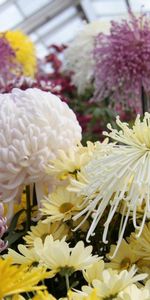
[
  {"xmin": 0, "ymin": 203, "xmax": 8, "ymax": 252},
  {"xmin": 93, "ymin": 14, "xmax": 150, "ymax": 113},
  {"xmin": 0, "ymin": 36, "xmax": 22, "ymax": 85}
]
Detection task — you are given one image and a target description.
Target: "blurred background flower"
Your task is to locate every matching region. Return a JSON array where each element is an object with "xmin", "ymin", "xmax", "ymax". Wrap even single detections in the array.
[
  {"xmin": 93, "ymin": 14, "xmax": 150, "ymax": 114},
  {"xmin": 0, "ymin": 203, "xmax": 8, "ymax": 253},
  {"xmin": 4, "ymin": 31, "xmax": 37, "ymax": 78}
]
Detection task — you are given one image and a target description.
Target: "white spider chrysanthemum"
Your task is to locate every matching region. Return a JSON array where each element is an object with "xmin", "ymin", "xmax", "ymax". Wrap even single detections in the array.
[
  {"xmin": 64, "ymin": 20, "xmax": 110, "ymax": 94},
  {"xmin": 74, "ymin": 113, "xmax": 150, "ymax": 257},
  {"xmin": 0, "ymin": 88, "xmax": 81, "ymax": 216}
]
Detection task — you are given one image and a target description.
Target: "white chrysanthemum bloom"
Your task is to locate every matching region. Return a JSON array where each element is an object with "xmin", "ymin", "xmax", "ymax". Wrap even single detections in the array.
[
  {"xmin": 82, "ymin": 266, "xmax": 147, "ymax": 299},
  {"xmin": 63, "ymin": 20, "xmax": 110, "ymax": 94},
  {"xmin": 0, "ymin": 88, "xmax": 81, "ymax": 217},
  {"xmin": 67, "ymin": 289, "xmax": 98, "ymax": 300},
  {"xmin": 74, "ymin": 113, "xmax": 150, "ymax": 257},
  {"xmin": 34, "ymin": 235, "xmax": 99, "ymax": 276},
  {"xmin": 117, "ymin": 284, "xmax": 150, "ymax": 300},
  {"xmin": 5, "ymin": 244, "xmax": 39, "ymax": 265}
]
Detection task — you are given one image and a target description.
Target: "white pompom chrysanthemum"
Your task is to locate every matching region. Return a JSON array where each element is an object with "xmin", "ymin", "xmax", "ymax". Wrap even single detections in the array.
[
  {"xmin": 0, "ymin": 88, "xmax": 81, "ymax": 212},
  {"xmin": 64, "ymin": 21, "xmax": 110, "ymax": 94}
]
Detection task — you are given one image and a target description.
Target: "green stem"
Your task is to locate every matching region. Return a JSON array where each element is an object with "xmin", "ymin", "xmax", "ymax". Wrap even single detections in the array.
[
  {"xmin": 26, "ymin": 185, "xmax": 31, "ymax": 230},
  {"xmin": 65, "ymin": 274, "xmax": 70, "ymax": 291}
]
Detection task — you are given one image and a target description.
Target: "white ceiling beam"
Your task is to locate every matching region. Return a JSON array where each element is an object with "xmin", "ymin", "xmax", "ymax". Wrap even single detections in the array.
[{"xmin": 12, "ymin": 0, "xmax": 81, "ymax": 33}]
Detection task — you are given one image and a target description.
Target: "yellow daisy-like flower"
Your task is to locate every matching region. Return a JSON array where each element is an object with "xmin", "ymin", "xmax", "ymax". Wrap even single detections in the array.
[
  {"xmin": 127, "ymin": 222, "xmax": 150, "ymax": 275},
  {"xmin": 129, "ymin": 222, "xmax": 150, "ymax": 258},
  {"xmin": 24, "ymin": 220, "xmax": 70, "ymax": 247},
  {"xmin": 106, "ymin": 239, "xmax": 141, "ymax": 270},
  {"xmin": 41, "ymin": 186, "xmax": 84, "ymax": 223},
  {"xmin": 0, "ymin": 257, "xmax": 47, "ymax": 299},
  {"xmin": 68, "ymin": 139, "xmax": 112, "ymax": 194},
  {"xmin": 83, "ymin": 260, "xmax": 104, "ymax": 284},
  {"xmin": 34, "ymin": 235, "xmax": 99, "ymax": 276},
  {"xmin": 47, "ymin": 141, "xmax": 102, "ymax": 182},
  {"xmin": 117, "ymin": 284, "xmax": 150, "ymax": 300},
  {"xmin": 6, "ymin": 244, "xmax": 40, "ymax": 265},
  {"xmin": 82, "ymin": 266, "xmax": 147, "ymax": 299},
  {"xmin": 5, "ymin": 30, "xmax": 37, "ymax": 77}
]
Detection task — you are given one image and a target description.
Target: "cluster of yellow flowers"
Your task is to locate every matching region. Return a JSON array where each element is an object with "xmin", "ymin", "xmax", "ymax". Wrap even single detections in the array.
[
  {"xmin": 2, "ymin": 111, "xmax": 150, "ymax": 299},
  {"xmin": 1, "ymin": 30, "xmax": 37, "ymax": 78},
  {"xmin": 2, "ymin": 243, "xmax": 150, "ymax": 299}
]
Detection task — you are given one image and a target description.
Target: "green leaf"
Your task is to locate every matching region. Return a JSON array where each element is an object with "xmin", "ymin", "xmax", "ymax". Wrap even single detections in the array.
[
  {"xmin": 7, "ymin": 230, "xmax": 26, "ymax": 247},
  {"xmin": 7, "ymin": 209, "xmax": 25, "ymax": 233}
]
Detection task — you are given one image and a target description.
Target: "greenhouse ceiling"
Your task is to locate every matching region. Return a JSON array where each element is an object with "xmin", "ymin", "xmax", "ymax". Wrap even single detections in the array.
[{"xmin": 0, "ymin": 0, "xmax": 149, "ymax": 57}]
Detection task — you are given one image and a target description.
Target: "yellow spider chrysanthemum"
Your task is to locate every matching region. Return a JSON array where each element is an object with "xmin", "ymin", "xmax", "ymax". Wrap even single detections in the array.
[
  {"xmin": 0, "ymin": 257, "xmax": 47, "ymax": 299},
  {"xmin": 5, "ymin": 31, "xmax": 37, "ymax": 77},
  {"xmin": 12, "ymin": 295, "xmax": 26, "ymax": 300},
  {"xmin": 12, "ymin": 291, "xmax": 56, "ymax": 300},
  {"xmin": 33, "ymin": 290, "xmax": 56, "ymax": 300}
]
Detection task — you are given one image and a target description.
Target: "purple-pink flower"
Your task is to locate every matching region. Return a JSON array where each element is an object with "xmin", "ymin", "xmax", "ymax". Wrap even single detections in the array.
[
  {"xmin": 93, "ymin": 14, "xmax": 150, "ymax": 113},
  {"xmin": 0, "ymin": 203, "xmax": 7, "ymax": 252},
  {"xmin": 0, "ymin": 36, "xmax": 22, "ymax": 88}
]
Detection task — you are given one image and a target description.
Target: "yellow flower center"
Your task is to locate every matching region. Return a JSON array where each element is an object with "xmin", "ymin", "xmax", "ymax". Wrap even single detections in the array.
[
  {"xmin": 59, "ymin": 172, "xmax": 68, "ymax": 180},
  {"xmin": 59, "ymin": 202, "xmax": 74, "ymax": 213},
  {"xmin": 120, "ymin": 257, "xmax": 131, "ymax": 270}
]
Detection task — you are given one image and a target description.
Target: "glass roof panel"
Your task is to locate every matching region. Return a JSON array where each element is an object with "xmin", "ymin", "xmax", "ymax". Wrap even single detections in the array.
[
  {"xmin": 0, "ymin": 0, "xmax": 7, "ymax": 4},
  {"xmin": 92, "ymin": 0, "xmax": 128, "ymax": 16},
  {"xmin": 0, "ymin": 4, "xmax": 23, "ymax": 31},
  {"xmin": 130, "ymin": 0, "xmax": 150, "ymax": 12},
  {"xmin": 29, "ymin": 32, "xmax": 39, "ymax": 43},
  {"xmin": 0, "ymin": 0, "xmax": 150, "ymax": 58},
  {"xmin": 17, "ymin": 0, "xmax": 52, "ymax": 17},
  {"xmin": 43, "ymin": 16, "xmax": 84, "ymax": 45},
  {"xmin": 37, "ymin": 6, "xmax": 78, "ymax": 36}
]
